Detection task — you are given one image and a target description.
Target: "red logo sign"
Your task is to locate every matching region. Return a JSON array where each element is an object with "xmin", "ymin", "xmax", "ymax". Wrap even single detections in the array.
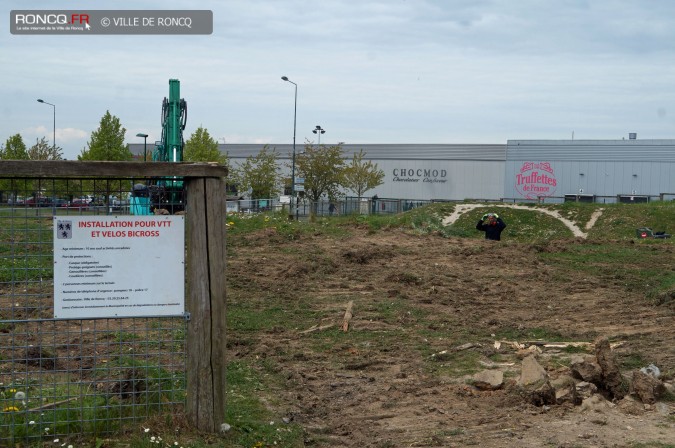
[{"xmin": 515, "ymin": 162, "xmax": 558, "ymax": 199}]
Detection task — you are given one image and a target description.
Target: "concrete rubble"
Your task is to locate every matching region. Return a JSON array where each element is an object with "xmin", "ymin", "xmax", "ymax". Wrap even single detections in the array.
[{"xmin": 469, "ymin": 336, "xmax": 673, "ymax": 415}]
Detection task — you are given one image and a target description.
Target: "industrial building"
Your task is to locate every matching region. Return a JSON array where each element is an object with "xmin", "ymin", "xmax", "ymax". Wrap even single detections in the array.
[
  {"xmin": 129, "ymin": 137, "xmax": 675, "ymax": 203},
  {"xmin": 504, "ymin": 139, "xmax": 675, "ymax": 203}
]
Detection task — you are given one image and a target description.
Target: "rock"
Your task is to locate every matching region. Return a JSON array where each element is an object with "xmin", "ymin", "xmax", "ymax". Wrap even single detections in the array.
[
  {"xmin": 630, "ymin": 370, "xmax": 666, "ymax": 405},
  {"xmin": 664, "ymin": 381, "xmax": 675, "ymax": 395},
  {"xmin": 569, "ymin": 354, "xmax": 603, "ymax": 384},
  {"xmin": 616, "ymin": 395, "xmax": 645, "ymax": 416},
  {"xmin": 639, "ymin": 364, "xmax": 660, "ymax": 378},
  {"xmin": 575, "ymin": 381, "xmax": 598, "ymax": 400},
  {"xmin": 551, "ymin": 375, "xmax": 580, "ymax": 405},
  {"xmin": 581, "ymin": 394, "xmax": 612, "ymax": 413},
  {"xmin": 24, "ymin": 346, "xmax": 58, "ymax": 370},
  {"xmin": 594, "ymin": 337, "xmax": 625, "ymax": 399},
  {"xmin": 515, "ymin": 345, "xmax": 542, "ymax": 360},
  {"xmin": 655, "ymin": 402, "xmax": 673, "ymax": 417},
  {"xmin": 518, "ymin": 355, "xmax": 556, "ymax": 406},
  {"xmin": 473, "ymin": 370, "xmax": 504, "ymax": 391},
  {"xmin": 519, "ymin": 355, "xmax": 548, "ymax": 386},
  {"xmin": 110, "ymin": 368, "xmax": 147, "ymax": 399}
]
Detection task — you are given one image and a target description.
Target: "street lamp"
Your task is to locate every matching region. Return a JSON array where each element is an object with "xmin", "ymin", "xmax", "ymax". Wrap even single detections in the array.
[
  {"xmin": 312, "ymin": 125, "xmax": 325, "ymax": 146},
  {"xmin": 136, "ymin": 133, "xmax": 149, "ymax": 161},
  {"xmin": 281, "ymin": 76, "xmax": 298, "ymax": 220},
  {"xmin": 37, "ymin": 99, "xmax": 55, "ymax": 153}
]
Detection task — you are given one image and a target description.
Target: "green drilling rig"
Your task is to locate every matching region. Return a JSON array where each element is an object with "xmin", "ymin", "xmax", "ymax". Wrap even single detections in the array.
[
  {"xmin": 152, "ymin": 78, "xmax": 187, "ymax": 213},
  {"xmin": 131, "ymin": 79, "xmax": 187, "ymax": 215}
]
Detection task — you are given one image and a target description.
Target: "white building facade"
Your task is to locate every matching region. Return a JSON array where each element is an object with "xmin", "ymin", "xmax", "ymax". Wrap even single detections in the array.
[
  {"xmin": 219, "ymin": 143, "xmax": 506, "ymax": 201},
  {"xmin": 129, "ymin": 139, "xmax": 675, "ymax": 202},
  {"xmin": 505, "ymin": 139, "xmax": 675, "ymax": 203}
]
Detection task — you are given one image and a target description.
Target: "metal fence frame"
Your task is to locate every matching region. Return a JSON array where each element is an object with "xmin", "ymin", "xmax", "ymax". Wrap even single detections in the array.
[{"xmin": 0, "ymin": 161, "xmax": 227, "ymax": 444}]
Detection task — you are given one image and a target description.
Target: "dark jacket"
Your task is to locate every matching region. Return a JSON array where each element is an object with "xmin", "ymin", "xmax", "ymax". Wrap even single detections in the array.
[{"xmin": 476, "ymin": 217, "xmax": 507, "ymax": 241}]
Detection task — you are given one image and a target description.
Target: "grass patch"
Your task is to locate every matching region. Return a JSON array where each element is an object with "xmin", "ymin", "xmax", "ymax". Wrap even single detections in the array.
[
  {"xmin": 564, "ymin": 345, "xmax": 590, "ymax": 354},
  {"xmin": 307, "ymin": 327, "xmax": 410, "ymax": 359},
  {"xmin": 619, "ymin": 352, "xmax": 647, "ymax": 370},
  {"xmin": 0, "ymin": 365, "xmax": 183, "ymax": 444},
  {"xmin": 539, "ymin": 243, "xmax": 675, "ymax": 300},
  {"xmin": 221, "ymin": 361, "xmax": 304, "ymax": 448},
  {"xmin": 226, "ymin": 211, "xmax": 352, "ymax": 245},
  {"xmin": 373, "ymin": 297, "xmax": 427, "ymax": 323},
  {"xmin": 427, "ymin": 349, "xmax": 483, "ymax": 377},
  {"xmin": 494, "ymin": 326, "xmax": 566, "ymax": 342},
  {"xmin": 228, "ymin": 300, "xmax": 318, "ymax": 333}
]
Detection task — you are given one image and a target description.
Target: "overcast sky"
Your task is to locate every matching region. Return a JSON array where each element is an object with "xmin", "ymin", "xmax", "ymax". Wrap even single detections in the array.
[{"xmin": 3, "ymin": 0, "xmax": 675, "ymax": 160}]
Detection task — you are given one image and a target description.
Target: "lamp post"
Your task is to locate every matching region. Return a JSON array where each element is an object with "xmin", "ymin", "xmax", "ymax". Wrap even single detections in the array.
[
  {"xmin": 136, "ymin": 133, "xmax": 149, "ymax": 161},
  {"xmin": 312, "ymin": 125, "xmax": 325, "ymax": 146},
  {"xmin": 37, "ymin": 99, "xmax": 55, "ymax": 153},
  {"xmin": 281, "ymin": 76, "xmax": 298, "ymax": 220}
]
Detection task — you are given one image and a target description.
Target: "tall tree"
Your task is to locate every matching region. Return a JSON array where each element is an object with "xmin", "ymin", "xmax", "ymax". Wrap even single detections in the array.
[
  {"xmin": 231, "ymin": 145, "xmax": 280, "ymax": 199},
  {"xmin": 295, "ymin": 142, "xmax": 346, "ymax": 215},
  {"xmin": 1, "ymin": 134, "xmax": 28, "ymax": 160},
  {"xmin": 79, "ymin": 111, "xmax": 131, "ymax": 161},
  {"xmin": 27, "ymin": 137, "xmax": 63, "ymax": 160},
  {"xmin": 0, "ymin": 134, "xmax": 30, "ymax": 200},
  {"xmin": 184, "ymin": 126, "xmax": 228, "ymax": 165},
  {"xmin": 342, "ymin": 149, "xmax": 385, "ymax": 198}
]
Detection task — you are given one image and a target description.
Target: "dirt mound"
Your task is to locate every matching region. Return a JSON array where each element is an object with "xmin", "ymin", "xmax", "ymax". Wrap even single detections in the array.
[{"xmin": 228, "ymin": 227, "xmax": 675, "ymax": 447}]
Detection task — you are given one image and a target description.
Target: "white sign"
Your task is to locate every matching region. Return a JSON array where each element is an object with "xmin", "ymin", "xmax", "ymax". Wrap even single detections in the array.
[
  {"xmin": 295, "ymin": 185, "xmax": 305, "ymax": 192},
  {"xmin": 53, "ymin": 216, "xmax": 185, "ymax": 319}
]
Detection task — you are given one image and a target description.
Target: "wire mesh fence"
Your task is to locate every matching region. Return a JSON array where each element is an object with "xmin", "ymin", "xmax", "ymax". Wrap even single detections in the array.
[{"xmin": 0, "ymin": 177, "xmax": 186, "ymax": 444}]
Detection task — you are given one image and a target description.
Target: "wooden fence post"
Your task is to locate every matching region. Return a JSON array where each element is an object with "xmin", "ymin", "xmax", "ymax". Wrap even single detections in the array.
[{"xmin": 185, "ymin": 177, "xmax": 227, "ymax": 431}]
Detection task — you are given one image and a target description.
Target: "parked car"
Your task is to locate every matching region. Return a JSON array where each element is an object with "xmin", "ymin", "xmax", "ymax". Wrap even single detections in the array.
[
  {"xmin": 111, "ymin": 194, "xmax": 130, "ymax": 206},
  {"xmin": 25, "ymin": 197, "xmax": 52, "ymax": 207},
  {"xmin": 69, "ymin": 198, "xmax": 90, "ymax": 209},
  {"xmin": 52, "ymin": 198, "xmax": 69, "ymax": 207},
  {"xmin": 7, "ymin": 196, "xmax": 25, "ymax": 205}
]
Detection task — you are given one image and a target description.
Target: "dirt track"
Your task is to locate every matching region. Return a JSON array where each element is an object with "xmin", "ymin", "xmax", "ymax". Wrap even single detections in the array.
[
  {"xmin": 228, "ymin": 226, "xmax": 675, "ymax": 447},
  {"xmin": 441, "ymin": 203, "xmax": 605, "ymax": 237}
]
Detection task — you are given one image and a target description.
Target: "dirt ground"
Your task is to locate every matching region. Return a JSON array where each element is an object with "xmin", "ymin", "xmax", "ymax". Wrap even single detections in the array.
[{"xmin": 227, "ymin": 225, "xmax": 675, "ymax": 448}]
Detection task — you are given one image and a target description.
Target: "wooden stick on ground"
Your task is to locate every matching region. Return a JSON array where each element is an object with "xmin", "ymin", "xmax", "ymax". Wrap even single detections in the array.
[
  {"xmin": 342, "ymin": 300, "xmax": 354, "ymax": 332},
  {"xmin": 28, "ymin": 397, "xmax": 78, "ymax": 412},
  {"xmin": 299, "ymin": 323, "xmax": 334, "ymax": 334}
]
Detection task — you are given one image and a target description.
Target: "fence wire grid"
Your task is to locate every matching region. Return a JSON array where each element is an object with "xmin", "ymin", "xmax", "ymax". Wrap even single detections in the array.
[{"xmin": 0, "ymin": 177, "xmax": 187, "ymax": 444}]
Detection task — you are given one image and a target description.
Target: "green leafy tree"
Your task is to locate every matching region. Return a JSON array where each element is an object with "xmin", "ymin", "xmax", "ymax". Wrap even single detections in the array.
[
  {"xmin": 184, "ymin": 126, "xmax": 228, "ymax": 165},
  {"xmin": 77, "ymin": 111, "xmax": 131, "ymax": 202},
  {"xmin": 295, "ymin": 142, "xmax": 347, "ymax": 216},
  {"xmin": 27, "ymin": 137, "xmax": 72, "ymax": 199},
  {"xmin": 342, "ymin": 149, "xmax": 385, "ymax": 198},
  {"xmin": 28, "ymin": 137, "xmax": 63, "ymax": 161},
  {"xmin": 79, "ymin": 111, "xmax": 131, "ymax": 161},
  {"xmin": 0, "ymin": 134, "xmax": 30, "ymax": 201},
  {"xmin": 1, "ymin": 134, "xmax": 28, "ymax": 160},
  {"xmin": 231, "ymin": 145, "xmax": 280, "ymax": 199}
]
